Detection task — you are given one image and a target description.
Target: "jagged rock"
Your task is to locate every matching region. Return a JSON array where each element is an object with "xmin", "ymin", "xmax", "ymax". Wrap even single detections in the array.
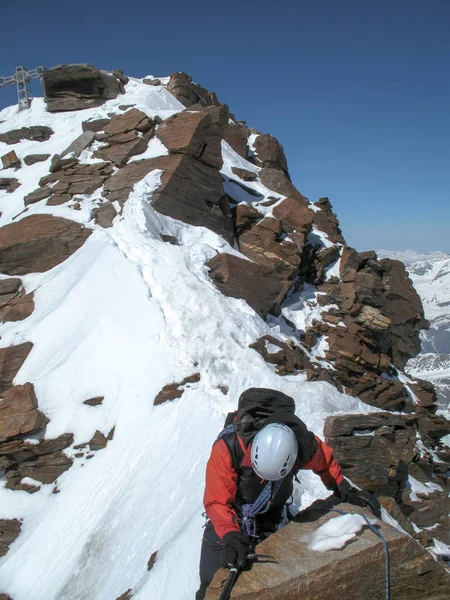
[
  {"xmin": 143, "ymin": 78, "xmax": 161, "ymax": 86},
  {"xmin": 49, "ymin": 155, "xmax": 79, "ymax": 174},
  {"xmin": 207, "ymin": 503, "xmax": 450, "ymax": 599},
  {"xmin": 408, "ymin": 380, "xmax": 437, "ymax": 413},
  {"xmin": 23, "ymin": 154, "xmax": 51, "ymax": 166},
  {"xmin": 0, "ymin": 178, "xmax": 20, "ymax": 193},
  {"xmin": 0, "ymin": 519, "xmax": 22, "ymax": 558},
  {"xmin": 223, "ymin": 122, "xmax": 248, "ymax": 158},
  {"xmin": 0, "ymin": 291, "xmax": 35, "ymax": 323},
  {"xmin": 103, "ymin": 158, "xmax": 159, "ymax": 204},
  {"xmin": 11, "ymin": 451, "xmax": 73, "ymax": 485},
  {"xmin": 82, "ymin": 118, "xmax": 111, "ymax": 133},
  {"xmin": 88, "ymin": 430, "xmax": 109, "ymax": 451},
  {"xmin": 353, "ymin": 305, "xmax": 391, "ymax": 331},
  {"xmin": 0, "ymin": 126, "xmax": 53, "ymax": 145},
  {"xmin": 378, "ymin": 495, "xmax": 416, "ymax": 536},
  {"xmin": 0, "ymin": 383, "xmax": 49, "ymax": 443},
  {"xmin": 112, "ymin": 70, "xmax": 129, "ymax": 86},
  {"xmin": 116, "ymin": 591, "xmax": 132, "ymax": 600},
  {"xmin": 98, "ymin": 108, "xmax": 153, "ymax": 140},
  {"xmin": 45, "ymin": 161, "xmax": 113, "ymax": 205},
  {"xmin": 249, "ymin": 335, "xmax": 313, "ymax": 375},
  {"xmin": 418, "ymin": 414, "xmax": 450, "ymax": 441},
  {"xmin": 0, "ymin": 214, "xmax": 92, "ymax": 275},
  {"xmin": 253, "ymin": 133, "xmax": 288, "ymax": 171},
  {"xmin": 207, "ymin": 253, "xmax": 287, "ymax": 317},
  {"xmin": 312, "ymin": 197, "xmax": 346, "ymax": 244},
  {"xmin": 313, "ymin": 245, "xmax": 341, "ymax": 284},
  {"xmin": 83, "ymin": 396, "xmax": 104, "ymax": 406},
  {"xmin": 147, "ymin": 550, "xmax": 157, "ymax": 571},
  {"xmin": 357, "ymin": 378, "xmax": 413, "ymax": 412},
  {"xmin": 167, "ymin": 72, "xmax": 220, "ymax": 108},
  {"xmin": 156, "ymin": 106, "xmax": 226, "ymax": 169},
  {"xmin": 43, "ymin": 64, "xmax": 123, "ymax": 112},
  {"xmin": 239, "ymin": 217, "xmax": 301, "ymax": 280},
  {"xmin": 231, "ymin": 166, "xmax": 257, "ymax": 181},
  {"xmin": 24, "ymin": 186, "xmax": 53, "ymax": 205},
  {"xmin": 0, "ymin": 342, "xmax": 33, "ymax": 393},
  {"xmin": 150, "ymin": 155, "xmax": 234, "ymax": 244},
  {"xmin": 233, "ymin": 204, "xmax": 263, "ymax": 234},
  {"xmin": 94, "ymin": 134, "xmax": 149, "ymax": 166},
  {"xmin": 1, "ymin": 150, "xmax": 21, "ymax": 170},
  {"xmin": 324, "ymin": 413, "xmax": 417, "ymax": 499},
  {"xmin": 92, "ymin": 202, "xmax": 117, "ymax": 228},
  {"xmin": 0, "ymin": 433, "xmax": 73, "ymax": 466},
  {"xmin": 259, "ymin": 167, "xmax": 302, "ymax": 198},
  {"xmin": 60, "ymin": 130, "xmax": 96, "ymax": 158},
  {"xmin": 380, "ymin": 258, "xmax": 428, "ymax": 368},
  {"xmin": 154, "ymin": 373, "xmax": 201, "ymax": 405},
  {"xmin": 272, "ymin": 197, "xmax": 314, "ymax": 247}
]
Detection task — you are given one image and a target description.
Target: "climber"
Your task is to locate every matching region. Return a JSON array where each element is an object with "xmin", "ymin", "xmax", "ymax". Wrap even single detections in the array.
[{"xmin": 195, "ymin": 387, "xmax": 381, "ymax": 600}]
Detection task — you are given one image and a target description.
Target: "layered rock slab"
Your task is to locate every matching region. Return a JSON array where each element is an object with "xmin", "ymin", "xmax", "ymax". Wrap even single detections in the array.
[
  {"xmin": 207, "ymin": 504, "xmax": 450, "ymax": 599},
  {"xmin": 0, "ymin": 214, "xmax": 92, "ymax": 275}
]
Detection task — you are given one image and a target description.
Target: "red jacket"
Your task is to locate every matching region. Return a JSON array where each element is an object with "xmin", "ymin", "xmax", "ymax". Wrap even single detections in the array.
[{"xmin": 204, "ymin": 434, "xmax": 344, "ymax": 539}]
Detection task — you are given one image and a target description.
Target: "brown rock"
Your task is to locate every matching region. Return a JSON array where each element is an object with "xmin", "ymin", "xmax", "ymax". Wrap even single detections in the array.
[
  {"xmin": 207, "ymin": 253, "xmax": 287, "ymax": 317},
  {"xmin": 100, "ymin": 108, "xmax": 153, "ymax": 139},
  {"xmin": 312, "ymin": 197, "xmax": 346, "ymax": 244},
  {"xmin": 0, "ymin": 178, "xmax": 20, "ymax": 193},
  {"xmin": 116, "ymin": 591, "xmax": 132, "ymax": 600},
  {"xmin": 60, "ymin": 131, "xmax": 96, "ymax": 159},
  {"xmin": 156, "ymin": 106, "xmax": 227, "ymax": 169},
  {"xmin": 103, "ymin": 158, "xmax": 160, "ymax": 204},
  {"xmin": 82, "ymin": 118, "xmax": 111, "ymax": 133},
  {"xmin": 167, "ymin": 72, "xmax": 220, "ymax": 108},
  {"xmin": 0, "ymin": 519, "xmax": 22, "ymax": 558},
  {"xmin": 1, "ymin": 150, "xmax": 21, "ymax": 170},
  {"xmin": 23, "ymin": 154, "xmax": 51, "ymax": 166},
  {"xmin": 418, "ymin": 414, "xmax": 450, "ymax": 441},
  {"xmin": 0, "ymin": 292, "xmax": 35, "ymax": 323},
  {"xmin": 147, "ymin": 550, "xmax": 158, "ymax": 571},
  {"xmin": 207, "ymin": 504, "xmax": 450, "ymax": 599},
  {"xmin": 223, "ymin": 122, "xmax": 248, "ymax": 158},
  {"xmin": 149, "ymin": 154, "xmax": 234, "ymax": 244},
  {"xmin": 92, "ymin": 202, "xmax": 117, "ymax": 228},
  {"xmin": 24, "ymin": 186, "xmax": 53, "ymax": 206},
  {"xmin": 0, "ymin": 342, "xmax": 33, "ymax": 393},
  {"xmin": 0, "ymin": 383, "xmax": 49, "ymax": 443},
  {"xmin": 94, "ymin": 135, "xmax": 149, "ymax": 166},
  {"xmin": 0, "ymin": 126, "xmax": 53, "ymax": 145},
  {"xmin": 143, "ymin": 78, "xmax": 161, "ymax": 86},
  {"xmin": 358, "ymin": 379, "xmax": 413, "ymax": 412},
  {"xmin": 88, "ymin": 430, "xmax": 109, "ymax": 451},
  {"xmin": 15, "ymin": 451, "xmax": 73, "ymax": 484},
  {"xmin": 258, "ymin": 167, "xmax": 303, "ymax": 198},
  {"xmin": 378, "ymin": 496, "xmax": 416, "ymax": 536},
  {"xmin": 324, "ymin": 413, "xmax": 417, "ymax": 498},
  {"xmin": 0, "ymin": 214, "xmax": 92, "ymax": 275},
  {"xmin": 0, "ymin": 433, "xmax": 73, "ymax": 465},
  {"xmin": 249, "ymin": 335, "xmax": 312, "ymax": 375},
  {"xmin": 83, "ymin": 396, "xmax": 104, "ymax": 406},
  {"xmin": 272, "ymin": 197, "xmax": 314, "ymax": 243},
  {"xmin": 231, "ymin": 166, "xmax": 257, "ymax": 181},
  {"xmin": 43, "ymin": 64, "xmax": 122, "ymax": 112},
  {"xmin": 154, "ymin": 384, "xmax": 184, "ymax": 405},
  {"xmin": 234, "ymin": 204, "xmax": 263, "ymax": 234},
  {"xmin": 253, "ymin": 133, "xmax": 288, "ymax": 171},
  {"xmin": 239, "ymin": 217, "xmax": 301, "ymax": 280}
]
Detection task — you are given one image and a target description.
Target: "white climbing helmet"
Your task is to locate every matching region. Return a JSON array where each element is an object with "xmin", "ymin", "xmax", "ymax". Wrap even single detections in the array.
[{"xmin": 251, "ymin": 423, "xmax": 298, "ymax": 481}]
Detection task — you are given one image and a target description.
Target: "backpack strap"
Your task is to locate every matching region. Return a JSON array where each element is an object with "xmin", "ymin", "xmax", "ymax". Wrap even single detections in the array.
[{"xmin": 214, "ymin": 423, "xmax": 245, "ymax": 474}]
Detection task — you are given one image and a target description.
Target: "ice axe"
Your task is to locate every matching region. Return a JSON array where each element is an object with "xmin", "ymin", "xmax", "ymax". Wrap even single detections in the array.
[{"xmin": 218, "ymin": 554, "xmax": 278, "ymax": 600}]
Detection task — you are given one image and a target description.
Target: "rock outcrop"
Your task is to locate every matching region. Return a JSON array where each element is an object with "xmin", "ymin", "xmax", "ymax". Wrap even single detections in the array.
[
  {"xmin": 0, "ymin": 342, "xmax": 33, "ymax": 393},
  {"xmin": 43, "ymin": 64, "xmax": 124, "ymax": 112},
  {"xmin": 0, "ymin": 215, "xmax": 92, "ymax": 275},
  {"xmin": 0, "ymin": 126, "xmax": 53, "ymax": 145},
  {"xmin": 207, "ymin": 503, "xmax": 450, "ymax": 599},
  {"xmin": 166, "ymin": 72, "xmax": 220, "ymax": 108},
  {"xmin": 0, "ymin": 519, "xmax": 22, "ymax": 559}
]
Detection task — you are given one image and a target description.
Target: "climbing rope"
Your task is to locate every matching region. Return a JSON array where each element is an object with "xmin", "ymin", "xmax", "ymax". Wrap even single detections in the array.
[{"xmin": 330, "ymin": 508, "xmax": 390, "ymax": 600}]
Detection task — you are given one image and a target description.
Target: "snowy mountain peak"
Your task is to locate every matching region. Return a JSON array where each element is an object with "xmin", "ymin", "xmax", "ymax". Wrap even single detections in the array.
[{"xmin": 0, "ymin": 66, "xmax": 449, "ymax": 599}]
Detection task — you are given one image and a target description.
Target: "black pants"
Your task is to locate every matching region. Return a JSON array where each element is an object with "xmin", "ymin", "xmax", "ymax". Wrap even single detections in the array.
[
  {"xmin": 196, "ymin": 521, "xmax": 224, "ymax": 600},
  {"xmin": 195, "ymin": 514, "xmax": 283, "ymax": 600}
]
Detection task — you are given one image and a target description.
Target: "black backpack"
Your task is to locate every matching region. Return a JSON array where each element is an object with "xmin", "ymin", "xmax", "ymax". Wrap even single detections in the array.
[{"xmin": 218, "ymin": 388, "xmax": 298, "ymax": 473}]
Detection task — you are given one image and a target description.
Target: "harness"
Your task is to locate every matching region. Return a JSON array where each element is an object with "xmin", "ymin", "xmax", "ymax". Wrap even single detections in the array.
[{"xmin": 215, "ymin": 424, "xmax": 289, "ymax": 538}]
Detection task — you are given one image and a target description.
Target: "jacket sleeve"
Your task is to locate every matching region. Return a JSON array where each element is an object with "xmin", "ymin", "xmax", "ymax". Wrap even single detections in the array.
[
  {"xmin": 302, "ymin": 436, "xmax": 344, "ymax": 491},
  {"xmin": 203, "ymin": 438, "xmax": 241, "ymax": 540}
]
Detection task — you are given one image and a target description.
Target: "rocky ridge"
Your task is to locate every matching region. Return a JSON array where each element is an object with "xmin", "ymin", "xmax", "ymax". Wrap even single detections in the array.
[{"xmin": 0, "ymin": 65, "xmax": 449, "ymax": 598}]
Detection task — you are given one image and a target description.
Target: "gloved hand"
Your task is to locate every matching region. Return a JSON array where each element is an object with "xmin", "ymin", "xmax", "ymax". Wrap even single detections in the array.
[
  {"xmin": 222, "ymin": 531, "xmax": 250, "ymax": 568},
  {"xmin": 338, "ymin": 480, "xmax": 381, "ymax": 518}
]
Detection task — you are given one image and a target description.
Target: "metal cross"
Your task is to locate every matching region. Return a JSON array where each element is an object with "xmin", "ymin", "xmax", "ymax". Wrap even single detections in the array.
[{"xmin": 0, "ymin": 66, "xmax": 45, "ymax": 111}]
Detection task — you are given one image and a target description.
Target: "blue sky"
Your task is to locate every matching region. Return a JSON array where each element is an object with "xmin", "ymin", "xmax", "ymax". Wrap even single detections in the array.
[{"xmin": 1, "ymin": 0, "xmax": 449, "ymax": 253}]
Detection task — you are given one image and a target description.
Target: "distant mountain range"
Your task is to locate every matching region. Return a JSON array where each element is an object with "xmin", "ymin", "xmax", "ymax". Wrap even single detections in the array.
[{"xmin": 377, "ymin": 249, "xmax": 450, "ymax": 410}]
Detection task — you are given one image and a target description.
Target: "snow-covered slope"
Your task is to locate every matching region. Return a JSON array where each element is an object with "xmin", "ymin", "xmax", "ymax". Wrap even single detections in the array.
[
  {"xmin": 377, "ymin": 250, "xmax": 450, "ymax": 411},
  {"xmin": 0, "ymin": 78, "xmax": 381, "ymax": 600}
]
